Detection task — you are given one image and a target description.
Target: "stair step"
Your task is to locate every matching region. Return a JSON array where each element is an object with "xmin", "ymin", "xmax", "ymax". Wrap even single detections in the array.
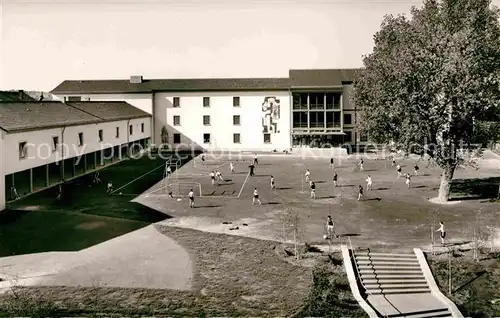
[
  {"xmin": 362, "ymin": 279, "xmax": 427, "ymax": 284},
  {"xmin": 358, "ymin": 263, "xmax": 420, "ymax": 269},
  {"xmin": 365, "ymin": 283, "xmax": 429, "ymax": 289},
  {"xmin": 359, "ymin": 269, "xmax": 422, "ymax": 274},
  {"xmin": 360, "ymin": 274, "xmax": 425, "ymax": 279},
  {"xmin": 366, "ymin": 288, "xmax": 430, "ymax": 294},
  {"xmin": 355, "ymin": 256, "xmax": 418, "ymax": 262},
  {"xmin": 388, "ymin": 308, "xmax": 452, "ymax": 318},
  {"xmin": 354, "ymin": 252, "xmax": 416, "ymax": 257}
]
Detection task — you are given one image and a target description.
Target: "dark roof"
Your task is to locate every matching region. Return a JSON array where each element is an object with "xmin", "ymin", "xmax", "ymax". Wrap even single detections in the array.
[
  {"xmin": 288, "ymin": 69, "xmax": 361, "ymax": 88},
  {"xmin": 0, "ymin": 90, "xmax": 36, "ymax": 102},
  {"xmin": 51, "ymin": 78, "xmax": 291, "ymax": 94},
  {"xmin": 0, "ymin": 101, "xmax": 151, "ymax": 133},
  {"xmin": 66, "ymin": 101, "xmax": 150, "ymax": 120}
]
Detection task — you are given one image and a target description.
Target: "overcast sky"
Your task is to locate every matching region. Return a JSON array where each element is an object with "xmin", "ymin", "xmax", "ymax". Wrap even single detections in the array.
[{"xmin": 1, "ymin": 0, "xmax": 498, "ymax": 91}]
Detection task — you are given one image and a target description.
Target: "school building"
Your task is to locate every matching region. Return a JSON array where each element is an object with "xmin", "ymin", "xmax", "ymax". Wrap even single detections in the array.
[
  {"xmin": 50, "ymin": 68, "xmax": 367, "ymax": 153},
  {"xmin": 0, "ymin": 101, "xmax": 152, "ymax": 211}
]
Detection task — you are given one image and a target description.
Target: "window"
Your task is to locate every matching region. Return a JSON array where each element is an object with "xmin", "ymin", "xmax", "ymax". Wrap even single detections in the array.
[
  {"xmin": 173, "ymin": 115, "xmax": 181, "ymax": 126},
  {"xmin": 264, "ymin": 133, "xmax": 271, "ymax": 144},
  {"xmin": 203, "ymin": 97, "xmax": 210, "ymax": 107},
  {"xmin": 67, "ymin": 96, "xmax": 82, "ymax": 102},
  {"xmin": 19, "ymin": 142, "xmax": 27, "ymax": 159},
  {"xmin": 78, "ymin": 132, "xmax": 84, "ymax": 146},
  {"xmin": 173, "ymin": 133, "xmax": 181, "ymax": 144},
  {"xmin": 141, "ymin": 123, "xmax": 144, "ymax": 133},
  {"xmin": 203, "ymin": 133, "xmax": 211, "ymax": 144},
  {"xmin": 233, "ymin": 115, "xmax": 240, "ymax": 125},
  {"xmin": 233, "ymin": 133, "xmax": 241, "ymax": 144},
  {"xmin": 116, "ymin": 127, "xmax": 120, "ymax": 138},
  {"xmin": 203, "ymin": 115, "xmax": 211, "ymax": 126},
  {"xmin": 98, "ymin": 129, "xmax": 103, "ymax": 142},
  {"xmin": 173, "ymin": 97, "xmax": 180, "ymax": 107},
  {"xmin": 344, "ymin": 114, "xmax": 352, "ymax": 125},
  {"xmin": 52, "ymin": 136, "xmax": 59, "ymax": 152},
  {"xmin": 129, "ymin": 125, "xmax": 133, "ymax": 135},
  {"xmin": 344, "ymin": 131, "xmax": 352, "ymax": 142},
  {"xmin": 233, "ymin": 96, "xmax": 240, "ymax": 107},
  {"xmin": 360, "ymin": 132, "xmax": 368, "ymax": 142}
]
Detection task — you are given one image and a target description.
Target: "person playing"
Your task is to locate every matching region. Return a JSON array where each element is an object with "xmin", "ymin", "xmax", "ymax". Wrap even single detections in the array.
[
  {"xmin": 11, "ymin": 186, "xmax": 20, "ymax": 200},
  {"xmin": 56, "ymin": 184, "xmax": 62, "ymax": 201},
  {"xmin": 326, "ymin": 215, "xmax": 337, "ymax": 239},
  {"xmin": 310, "ymin": 181, "xmax": 316, "ymax": 199},
  {"xmin": 330, "ymin": 157, "xmax": 334, "ymax": 169},
  {"xmin": 366, "ymin": 175, "xmax": 372, "ymax": 191},
  {"xmin": 216, "ymin": 170, "xmax": 224, "ymax": 181},
  {"xmin": 248, "ymin": 164, "xmax": 255, "ymax": 176},
  {"xmin": 166, "ymin": 165, "xmax": 172, "ymax": 178},
  {"xmin": 357, "ymin": 184, "xmax": 364, "ymax": 201},
  {"xmin": 333, "ymin": 171, "xmax": 338, "ymax": 187},
  {"xmin": 94, "ymin": 172, "xmax": 101, "ymax": 184},
  {"xmin": 107, "ymin": 181, "xmax": 113, "ymax": 194},
  {"xmin": 230, "ymin": 161, "xmax": 235, "ymax": 173},
  {"xmin": 436, "ymin": 221, "xmax": 446, "ymax": 245},
  {"xmin": 201, "ymin": 154, "xmax": 205, "ymax": 162},
  {"xmin": 210, "ymin": 171, "xmax": 216, "ymax": 186},
  {"xmin": 252, "ymin": 187, "xmax": 262, "ymax": 205},
  {"xmin": 392, "ymin": 157, "xmax": 396, "ymax": 167},
  {"xmin": 188, "ymin": 188, "xmax": 195, "ymax": 208},
  {"xmin": 414, "ymin": 163, "xmax": 419, "ymax": 176},
  {"xmin": 396, "ymin": 164, "xmax": 402, "ymax": 178},
  {"xmin": 270, "ymin": 175, "xmax": 275, "ymax": 189},
  {"xmin": 253, "ymin": 154, "xmax": 259, "ymax": 165},
  {"xmin": 358, "ymin": 158, "xmax": 364, "ymax": 172},
  {"xmin": 405, "ymin": 173, "xmax": 411, "ymax": 189},
  {"xmin": 305, "ymin": 169, "xmax": 311, "ymax": 183}
]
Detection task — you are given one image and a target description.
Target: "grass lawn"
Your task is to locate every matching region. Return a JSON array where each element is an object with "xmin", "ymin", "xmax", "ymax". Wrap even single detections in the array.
[
  {"xmin": 0, "ymin": 226, "xmax": 366, "ymax": 317},
  {"xmin": 428, "ymin": 249, "xmax": 500, "ymax": 318},
  {"xmin": 0, "ymin": 153, "xmax": 192, "ymax": 257}
]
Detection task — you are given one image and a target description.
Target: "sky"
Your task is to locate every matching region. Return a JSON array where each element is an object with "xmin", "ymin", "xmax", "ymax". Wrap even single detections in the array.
[{"xmin": 1, "ymin": 0, "xmax": 497, "ymax": 91}]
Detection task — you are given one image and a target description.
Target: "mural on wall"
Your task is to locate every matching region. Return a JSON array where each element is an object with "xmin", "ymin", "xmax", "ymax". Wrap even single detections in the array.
[{"xmin": 262, "ymin": 97, "xmax": 280, "ymax": 133}]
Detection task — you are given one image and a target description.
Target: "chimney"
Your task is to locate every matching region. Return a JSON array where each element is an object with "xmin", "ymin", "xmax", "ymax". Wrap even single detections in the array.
[{"xmin": 130, "ymin": 76, "xmax": 143, "ymax": 84}]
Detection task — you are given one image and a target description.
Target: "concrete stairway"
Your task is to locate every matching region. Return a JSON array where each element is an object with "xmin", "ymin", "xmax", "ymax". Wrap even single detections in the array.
[{"xmin": 342, "ymin": 247, "xmax": 463, "ymax": 318}]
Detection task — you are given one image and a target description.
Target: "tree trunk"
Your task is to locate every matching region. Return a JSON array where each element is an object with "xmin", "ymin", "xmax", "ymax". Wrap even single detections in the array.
[{"xmin": 437, "ymin": 165, "xmax": 455, "ymax": 202}]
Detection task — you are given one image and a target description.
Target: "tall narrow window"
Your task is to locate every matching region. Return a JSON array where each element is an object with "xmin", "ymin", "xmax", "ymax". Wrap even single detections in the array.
[
  {"xmin": 129, "ymin": 125, "xmax": 133, "ymax": 135},
  {"xmin": 19, "ymin": 142, "xmax": 27, "ymax": 159},
  {"xmin": 98, "ymin": 129, "xmax": 103, "ymax": 142},
  {"xmin": 264, "ymin": 133, "xmax": 271, "ymax": 144},
  {"xmin": 203, "ymin": 97, "xmax": 210, "ymax": 107},
  {"xmin": 233, "ymin": 133, "xmax": 241, "ymax": 144},
  {"xmin": 233, "ymin": 96, "xmax": 240, "ymax": 107},
  {"xmin": 173, "ymin": 115, "xmax": 181, "ymax": 126},
  {"xmin": 52, "ymin": 136, "xmax": 59, "ymax": 152},
  {"xmin": 233, "ymin": 115, "xmax": 240, "ymax": 125},
  {"xmin": 173, "ymin": 97, "xmax": 180, "ymax": 107},
  {"xmin": 203, "ymin": 133, "xmax": 211, "ymax": 144},
  {"xmin": 116, "ymin": 127, "xmax": 120, "ymax": 138},
  {"xmin": 141, "ymin": 123, "xmax": 144, "ymax": 133},
  {"xmin": 78, "ymin": 132, "xmax": 84, "ymax": 146},
  {"xmin": 203, "ymin": 115, "xmax": 211, "ymax": 126}
]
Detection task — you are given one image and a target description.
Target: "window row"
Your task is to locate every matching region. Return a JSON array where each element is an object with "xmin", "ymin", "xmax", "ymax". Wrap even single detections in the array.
[
  {"xmin": 292, "ymin": 93, "xmax": 342, "ymax": 110},
  {"xmin": 173, "ymin": 115, "xmax": 241, "ymax": 126},
  {"xmin": 18, "ymin": 123, "xmax": 145, "ymax": 159},
  {"xmin": 172, "ymin": 96, "xmax": 241, "ymax": 108},
  {"xmin": 170, "ymin": 133, "xmax": 272, "ymax": 145},
  {"xmin": 292, "ymin": 112, "xmax": 354, "ymax": 128}
]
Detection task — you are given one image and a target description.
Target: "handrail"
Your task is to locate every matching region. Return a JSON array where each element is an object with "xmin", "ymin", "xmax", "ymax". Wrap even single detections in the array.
[{"xmin": 346, "ymin": 236, "xmax": 372, "ymax": 296}]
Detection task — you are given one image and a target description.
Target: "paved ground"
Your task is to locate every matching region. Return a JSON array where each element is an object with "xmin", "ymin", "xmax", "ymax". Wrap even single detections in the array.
[
  {"xmin": 135, "ymin": 152, "xmax": 500, "ymax": 253},
  {"xmin": 0, "ymin": 225, "xmax": 193, "ymax": 291}
]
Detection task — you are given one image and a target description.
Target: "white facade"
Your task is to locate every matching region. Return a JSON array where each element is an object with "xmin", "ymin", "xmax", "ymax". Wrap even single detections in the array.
[
  {"xmin": 0, "ymin": 117, "xmax": 151, "ymax": 211},
  {"xmin": 57, "ymin": 91, "xmax": 292, "ymax": 151},
  {"xmin": 3, "ymin": 118, "xmax": 151, "ymax": 175},
  {"xmin": 157, "ymin": 91, "xmax": 291, "ymax": 151}
]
